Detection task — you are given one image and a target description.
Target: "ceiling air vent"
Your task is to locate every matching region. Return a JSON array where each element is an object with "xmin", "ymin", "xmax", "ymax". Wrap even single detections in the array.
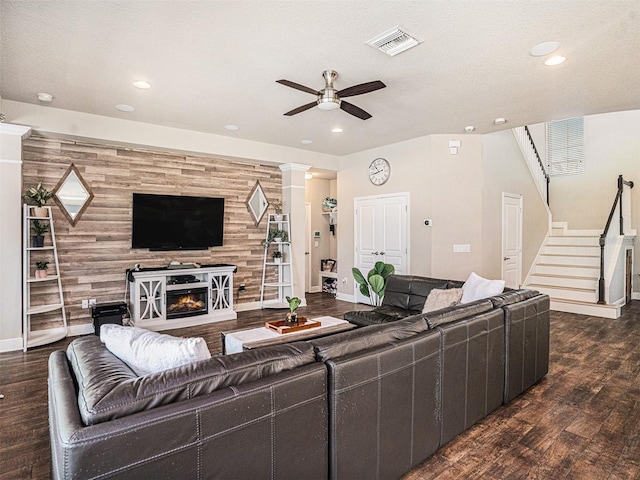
[{"xmin": 366, "ymin": 26, "xmax": 422, "ymax": 57}]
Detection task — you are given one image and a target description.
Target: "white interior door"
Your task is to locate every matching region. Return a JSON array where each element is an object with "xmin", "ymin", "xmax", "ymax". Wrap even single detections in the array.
[
  {"xmin": 355, "ymin": 193, "xmax": 408, "ymax": 303},
  {"xmin": 502, "ymin": 193, "xmax": 522, "ymax": 288}
]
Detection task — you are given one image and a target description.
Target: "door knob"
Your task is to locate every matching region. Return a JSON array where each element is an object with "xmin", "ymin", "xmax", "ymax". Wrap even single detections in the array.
[
  {"xmin": 504, "ymin": 257, "xmax": 510, "ymax": 261},
  {"xmin": 305, "ymin": 252, "xmax": 309, "ymax": 255},
  {"xmin": 380, "ymin": 252, "xmax": 385, "ymax": 255},
  {"xmin": 372, "ymin": 251, "xmax": 379, "ymax": 255}
]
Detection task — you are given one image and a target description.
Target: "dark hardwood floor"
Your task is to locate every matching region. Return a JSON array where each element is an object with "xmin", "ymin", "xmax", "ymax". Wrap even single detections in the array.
[{"xmin": 1, "ymin": 294, "xmax": 639, "ymax": 479}]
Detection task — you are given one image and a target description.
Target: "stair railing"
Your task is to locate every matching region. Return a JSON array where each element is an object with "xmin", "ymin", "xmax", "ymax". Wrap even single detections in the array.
[
  {"xmin": 598, "ymin": 175, "xmax": 634, "ymax": 304},
  {"xmin": 512, "ymin": 126, "xmax": 550, "ymax": 205}
]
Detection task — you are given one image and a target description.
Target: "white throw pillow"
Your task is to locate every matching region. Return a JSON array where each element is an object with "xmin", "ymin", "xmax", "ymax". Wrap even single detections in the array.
[
  {"xmin": 100, "ymin": 324, "xmax": 211, "ymax": 376},
  {"xmin": 422, "ymin": 288, "xmax": 463, "ymax": 313},
  {"xmin": 461, "ymin": 272, "xmax": 505, "ymax": 304}
]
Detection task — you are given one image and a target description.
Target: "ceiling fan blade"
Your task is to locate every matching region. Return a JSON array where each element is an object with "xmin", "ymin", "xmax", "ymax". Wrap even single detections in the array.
[
  {"xmin": 284, "ymin": 102, "xmax": 317, "ymax": 116},
  {"xmin": 340, "ymin": 101, "xmax": 372, "ymax": 120},
  {"xmin": 276, "ymin": 79, "xmax": 319, "ymax": 95},
  {"xmin": 337, "ymin": 80, "xmax": 386, "ymax": 98}
]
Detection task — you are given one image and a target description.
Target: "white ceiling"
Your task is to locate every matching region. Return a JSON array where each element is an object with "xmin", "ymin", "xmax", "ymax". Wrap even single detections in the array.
[{"xmin": 1, "ymin": 0, "xmax": 639, "ymax": 157}]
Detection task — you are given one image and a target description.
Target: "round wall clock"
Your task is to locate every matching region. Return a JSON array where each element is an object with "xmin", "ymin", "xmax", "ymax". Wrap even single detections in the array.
[{"xmin": 368, "ymin": 158, "xmax": 390, "ymax": 185}]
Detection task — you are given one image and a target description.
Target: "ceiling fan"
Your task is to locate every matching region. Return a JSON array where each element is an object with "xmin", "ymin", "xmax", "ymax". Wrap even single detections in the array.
[{"xmin": 276, "ymin": 70, "xmax": 386, "ymax": 120}]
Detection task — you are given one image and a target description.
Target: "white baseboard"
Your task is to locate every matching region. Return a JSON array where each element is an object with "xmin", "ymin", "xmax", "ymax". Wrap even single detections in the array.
[
  {"xmin": 0, "ymin": 336, "xmax": 23, "ymax": 353},
  {"xmin": 336, "ymin": 292, "xmax": 357, "ymax": 303},
  {"xmin": 68, "ymin": 323, "xmax": 95, "ymax": 336},
  {"xmin": 633, "ymin": 292, "xmax": 640, "ymax": 301},
  {"xmin": 235, "ymin": 301, "xmax": 262, "ymax": 312},
  {"xmin": 309, "ymin": 286, "xmax": 322, "ymax": 293}
]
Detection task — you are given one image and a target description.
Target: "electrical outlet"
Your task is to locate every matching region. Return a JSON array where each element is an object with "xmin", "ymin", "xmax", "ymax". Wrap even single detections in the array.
[
  {"xmin": 453, "ymin": 244, "xmax": 471, "ymax": 253},
  {"xmin": 238, "ymin": 284, "xmax": 246, "ymax": 292},
  {"xmin": 82, "ymin": 299, "xmax": 88, "ymax": 309},
  {"xmin": 89, "ymin": 298, "xmax": 97, "ymax": 307},
  {"xmin": 342, "ymin": 277, "xmax": 348, "ymax": 285}
]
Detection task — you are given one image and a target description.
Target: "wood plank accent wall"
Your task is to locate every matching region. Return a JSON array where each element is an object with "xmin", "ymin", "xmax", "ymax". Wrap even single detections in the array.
[{"xmin": 22, "ymin": 136, "xmax": 282, "ymax": 330}]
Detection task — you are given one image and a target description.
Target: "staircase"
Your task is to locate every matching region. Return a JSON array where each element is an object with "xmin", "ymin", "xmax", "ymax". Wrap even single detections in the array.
[{"xmin": 525, "ymin": 222, "xmax": 621, "ymax": 319}]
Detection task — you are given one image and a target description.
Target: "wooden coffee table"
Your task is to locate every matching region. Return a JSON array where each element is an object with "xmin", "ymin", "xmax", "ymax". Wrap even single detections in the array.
[{"xmin": 221, "ymin": 315, "xmax": 354, "ymax": 354}]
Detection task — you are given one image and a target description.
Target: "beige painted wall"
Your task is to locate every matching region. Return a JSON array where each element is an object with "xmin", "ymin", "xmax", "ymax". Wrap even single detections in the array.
[
  {"xmin": 305, "ymin": 178, "xmax": 333, "ymax": 289},
  {"xmin": 481, "ymin": 130, "xmax": 549, "ymax": 281},
  {"xmin": 336, "ymin": 131, "xmax": 548, "ymax": 300}
]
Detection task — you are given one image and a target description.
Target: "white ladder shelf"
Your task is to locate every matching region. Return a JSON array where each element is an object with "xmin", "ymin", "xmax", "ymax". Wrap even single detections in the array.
[
  {"xmin": 260, "ymin": 213, "xmax": 294, "ymax": 308},
  {"xmin": 22, "ymin": 205, "xmax": 67, "ymax": 351}
]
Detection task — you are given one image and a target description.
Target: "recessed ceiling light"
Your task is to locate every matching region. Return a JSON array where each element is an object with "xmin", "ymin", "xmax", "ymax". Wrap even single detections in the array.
[
  {"xmin": 544, "ymin": 55, "xmax": 567, "ymax": 66},
  {"xmin": 332, "ymin": 127, "xmax": 343, "ymax": 133},
  {"xmin": 305, "ymin": 172, "xmax": 314, "ymax": 180},
  {"xmin": 224, "ymin": 124, "xmax": 239, "ymax": 131},
  {"xmin": 133, "ymin": 80, "xmax": 151, "ymax": 89},
  {"xmin": 464, "ymin": 126, "xmax": 475, "ymax": 133},
  {"xmin": 37, "ymin": 93, "xmax": 53, "ymax": 102},
  {"xmin": 529, "ymin": 42, "xmax": 560, "ymax": 57},
  {"xmin": 300, "ymin": 139, "xmax": 313, "ymax": 145},
  {"xmin": 115, "ymin": 104, "xmax": 135, "ymax": 112},
  {"xmin": 494, "ymin": 118, "xmax": 507, "ymax": 125}
]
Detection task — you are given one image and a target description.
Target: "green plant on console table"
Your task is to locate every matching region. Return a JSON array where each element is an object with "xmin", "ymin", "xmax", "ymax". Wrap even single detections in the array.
[{"xmin": 352, "ymin": 261, "xmax": 395, "ymax": 306}]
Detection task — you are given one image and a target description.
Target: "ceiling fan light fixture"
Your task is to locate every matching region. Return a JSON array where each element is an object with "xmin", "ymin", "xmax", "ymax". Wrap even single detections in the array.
[
  {"xmin": 317, "ymin": 97, "xmax": 340, "ymax": 111},
  {"xmin": 366, "ymin": 26, "xmax": 422, "ymax": 57}
]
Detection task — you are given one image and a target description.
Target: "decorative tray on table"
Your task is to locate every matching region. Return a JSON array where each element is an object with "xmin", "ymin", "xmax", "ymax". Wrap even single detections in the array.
[{"xmin": 265, "ymin": 317, "xmax": 320, "ymax": 334}]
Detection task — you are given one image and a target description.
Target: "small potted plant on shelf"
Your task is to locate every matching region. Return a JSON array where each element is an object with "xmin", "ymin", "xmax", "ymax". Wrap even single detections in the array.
[
  {"xmin": 272, "ymin": 251, "xmax": 283, "ymax": 263},
  {"xmin": 35, "ymin": 261, "xmax": 49, "ymax": 279},
  {"xmin": 32, "ymin": 220, "xmax": 49, "ymax": 247},
  {"xmin": 270, "ymin": 198, "xmax": 284, "ymax": 221},
  {"xmin": 24, "ymin": 183, "xmax": 54, "ymax": 217},
  {"xmin": 269, "ymin": 228, "xmax": 288, "ymax": 243},
  {"xmin": 285, "ymin": 295, "xmax": 301, "ymax": 325}
]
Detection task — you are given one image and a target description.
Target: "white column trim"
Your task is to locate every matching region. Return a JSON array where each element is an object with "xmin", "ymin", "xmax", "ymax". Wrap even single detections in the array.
[{"xmin": 279, "ymin": 163, "xmax": 311, "ymax": 172}]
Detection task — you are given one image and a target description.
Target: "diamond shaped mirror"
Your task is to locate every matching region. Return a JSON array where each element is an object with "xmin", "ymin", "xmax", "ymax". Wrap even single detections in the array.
[
  {"xmin": 246, "ymin": 180, "xmax": 269, "ymax": 226},
  {"xmin": 53, "ymin": 164, "xmax": 94, "ymax": 226}
]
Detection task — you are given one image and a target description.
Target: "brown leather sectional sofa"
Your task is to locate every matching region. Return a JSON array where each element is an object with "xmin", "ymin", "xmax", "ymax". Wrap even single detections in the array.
[{"xmin": 48, "ymin": 275, "xmax": 549, "ymax": 479}]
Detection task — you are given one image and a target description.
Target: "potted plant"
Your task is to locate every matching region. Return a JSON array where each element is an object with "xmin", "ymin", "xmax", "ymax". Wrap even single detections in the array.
[
  {"xmin": 270, "ymin": 198, "xmax": 284, "ymax": 221},
  {"xmin": 32, "ymin": 220, "xmax": 49, "ymax": 248},
  {"xmin": 24, "ymin": 183, "xmax": 54, "ymax": 217},
  {"xmin": 285, "ymin": 295, "xmax": 301, "ymax": 325},
  {"xmin": 352, "ymin": 261, "xmax": 395, "ymax": 306},
  {"xmin": 35, "ymin": 261, "xmax": 49, "ymax": 279},
  {"xmin": 270, "ymin": 229, "xmax": 288, "ymax": 243},
  {"xmin": 272, "ymin": 251, "xmax": 283, "ymax": 263}
]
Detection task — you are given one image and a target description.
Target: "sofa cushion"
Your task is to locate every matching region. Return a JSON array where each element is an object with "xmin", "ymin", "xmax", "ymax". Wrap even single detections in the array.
[
  {"xmin": 100, "ymin": 324, "xmax": 211, "ymax": 376},
  {"xmin": 67, "ymin": 335, "xmax": 314, "ymax": 425},
  {"xmin": 311, "ymin": 316, "xmax": 428, "ymax": 362},
  {"xmin": 461, "ymin": 272, "xmax": 505, "ymax": 303},
  {"xmin": 422, "ymin": 288, "xmax": 463, "ymax": 313},
  {"xmin": 383, "ymin": 275, "xmax": 450, "ymax": 312},
  {"xmin": 343, "ymin": 305, "xmax": 414, "ymax": 327},
  {"xmin": 489, "ymin": 288, "xmax": 540, "ymax": 308},
  {"xmin": 423, "ymin": 299, "xmax": 494, "ymax": 329}
]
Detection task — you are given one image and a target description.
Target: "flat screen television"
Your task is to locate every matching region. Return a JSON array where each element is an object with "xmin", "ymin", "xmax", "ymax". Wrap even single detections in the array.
[{"xmin": 132, "ymin": 193, "xmax": 224, "ymax": 250}]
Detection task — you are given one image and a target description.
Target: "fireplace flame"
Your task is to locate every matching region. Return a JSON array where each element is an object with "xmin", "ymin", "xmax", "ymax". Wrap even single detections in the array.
[{"xmin": 168, "ymin": 294, "xmax": 205, "ymax": 312}]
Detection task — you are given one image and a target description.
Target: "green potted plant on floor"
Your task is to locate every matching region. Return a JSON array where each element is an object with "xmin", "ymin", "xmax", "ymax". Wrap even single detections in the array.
[
  {"xmin": 35, "ymin": 261, "xmax": 50, "ymax": 279},
  {"xmin": 32, "ymin": 220, "xmax": 49, "ymax": 248},
  {"xmin": 285, "ymin": 295, "xmax": 301, "ymax": 325},
  {"xmin": 352, "ymin": 261, "xmax": 395, "ymax": 306},
  {"xmin": 24, "ymin": 183, "xmax": 54, "ymax": 217}
]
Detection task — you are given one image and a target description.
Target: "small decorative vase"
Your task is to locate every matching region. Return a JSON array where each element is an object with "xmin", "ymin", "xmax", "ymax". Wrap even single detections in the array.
[
  {"xmin": 274, "ymin": 214, "xmax": 284, "ymax": 222},
  {"xmin": 273, "ymin": 237, "xmax": 282, "ymax": 243},
  {"xmin": 273, "ymin": 257, "xmax": 281, "ymax": 264},
  {"xmin": 286, "ymin": 312, "xmax": 298, "ymax": 326},
  {"xmin": 33, "ymin": 235, "xmax": 44, "ymax": 248},
  {"xmin": 35, "ymin": 269, "xmax": 48, "ymax": 279}
]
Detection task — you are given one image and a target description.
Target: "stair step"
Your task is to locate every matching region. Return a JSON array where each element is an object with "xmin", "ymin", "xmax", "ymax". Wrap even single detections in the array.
[
  {"xmin": 548, "ymin": 298, "xmax": 620, "ymax": 319},
  {"xmin": 535, "ymin": 264, "xmax": 600, "ymax": 277},
  {"xmin": 543, "ymin": 245, "xmax": 600, "ymax": 255},
  {"xmin": 539, "ymin": 254, "xmax": 600, "ymax": 267},
  {"xmin": 551, "ymin": 223, "xmax": 602, "ymax": 237},
  {"xmin": 530, "ymin": 273, "xmax": 597, "ymax": 289},
  {"xmin": 528, "ymin": 284, "xmax": 597, "ymax": 303},
  {"xmin": 546, "ymin": 236, "xmax": 599, "ymax": 246}
]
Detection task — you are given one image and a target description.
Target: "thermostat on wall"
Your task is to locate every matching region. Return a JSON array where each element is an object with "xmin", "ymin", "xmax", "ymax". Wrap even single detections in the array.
[{"xmin": 314, "ymin": 231, "xmax": 321, "ymax": 238}]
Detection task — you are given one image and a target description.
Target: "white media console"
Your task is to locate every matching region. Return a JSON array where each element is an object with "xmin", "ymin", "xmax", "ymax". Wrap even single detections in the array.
[{"xmin": 128, "ymin": 264, "xmax": 237, "ymax": 331}]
